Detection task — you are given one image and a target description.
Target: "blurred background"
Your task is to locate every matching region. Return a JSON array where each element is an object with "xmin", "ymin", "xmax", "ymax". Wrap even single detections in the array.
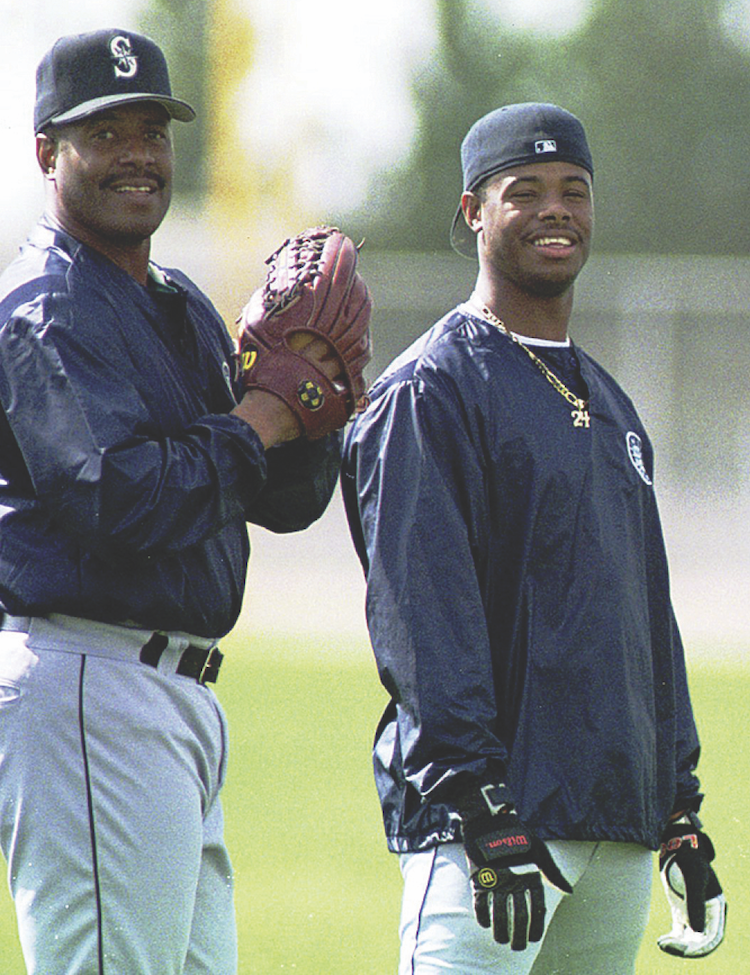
[{"xmin": 2, "ymin": 0, "xmax": 749, "ymax": 652}]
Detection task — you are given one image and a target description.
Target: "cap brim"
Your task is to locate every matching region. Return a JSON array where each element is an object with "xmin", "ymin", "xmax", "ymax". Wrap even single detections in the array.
[
  {"xmin": 449, "ymin": 202, "xmax": 479, "ymax": 260},
  {"xmin": 42, "ymin": 91, "xmax": 195, "ymax": 130}
]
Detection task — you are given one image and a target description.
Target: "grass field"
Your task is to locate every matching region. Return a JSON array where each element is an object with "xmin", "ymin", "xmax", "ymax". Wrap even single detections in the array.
[{"xmin": 0, "ymin": 638, "xmax": 746, "ymax": 973}]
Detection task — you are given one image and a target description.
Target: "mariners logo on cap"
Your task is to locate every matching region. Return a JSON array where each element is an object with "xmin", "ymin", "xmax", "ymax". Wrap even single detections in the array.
[
  {"xmin": 110, "ymin": 35, "xmax": 138, "ymax": 79},
  {"xmin": 535, "ymin": 139, "xmax": 557, "ymax": 154},
  {"xmin": 298, "ymin": 380, "xmax": 324, "ymax": 411}
]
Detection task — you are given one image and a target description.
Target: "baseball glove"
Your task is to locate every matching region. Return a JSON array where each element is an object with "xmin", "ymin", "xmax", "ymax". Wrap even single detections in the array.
[{"xmin": 236, "ymin": 226, "xmax": 372, "ymax": 440}]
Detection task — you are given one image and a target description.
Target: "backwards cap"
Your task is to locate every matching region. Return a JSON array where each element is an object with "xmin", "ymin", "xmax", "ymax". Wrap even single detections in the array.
[{"xmin": 450, "ymin": 102, "xmax": 593, "ymax": 258}]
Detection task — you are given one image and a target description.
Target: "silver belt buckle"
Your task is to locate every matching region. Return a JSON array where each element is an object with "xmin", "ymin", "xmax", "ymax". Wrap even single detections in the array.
[{"xmin": 199, "ymin": 646, "xmax": 224, "ymax": 684}]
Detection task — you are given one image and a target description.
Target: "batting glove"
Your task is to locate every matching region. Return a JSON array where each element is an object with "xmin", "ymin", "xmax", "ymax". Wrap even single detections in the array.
[
  {"xmin": 457, "ymin": 783, "xmax": 572, "ymax": 951},
  {"xmin": 657, "ymin": 814, "xmax": 727, "ymax": 958}
]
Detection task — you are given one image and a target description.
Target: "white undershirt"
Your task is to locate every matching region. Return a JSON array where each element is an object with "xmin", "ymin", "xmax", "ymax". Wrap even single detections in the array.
[{"xmin": 461, "ymin": 301, "xmax": 571, "ymax": 348}]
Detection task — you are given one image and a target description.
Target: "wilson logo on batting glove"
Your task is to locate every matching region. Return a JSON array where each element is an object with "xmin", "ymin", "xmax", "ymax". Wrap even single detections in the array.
[
  {"xmin": 476, "ymin": 867, "xmax": 499, "ymax": 890},
  {"xmin": 483, "ymin": 831, "xmax": 533, "ymax": 858}
]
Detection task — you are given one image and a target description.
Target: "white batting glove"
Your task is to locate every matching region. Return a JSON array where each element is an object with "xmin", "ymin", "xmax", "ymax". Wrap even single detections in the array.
[{"xmin": 657, "ymin": 816, "xmax": 727, "ymax": 958}]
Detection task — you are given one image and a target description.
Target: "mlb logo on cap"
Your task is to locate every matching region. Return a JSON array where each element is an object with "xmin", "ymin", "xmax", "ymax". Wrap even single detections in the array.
[{"xmin": 450, "ymin": 102, "xmax": 594, "ymax": 257}]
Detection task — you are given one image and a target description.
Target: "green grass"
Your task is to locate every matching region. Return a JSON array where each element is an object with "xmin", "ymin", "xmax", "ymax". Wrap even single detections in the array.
[{"xmin": 0, "ymin": 640, "xmax": 746, "ymax": 973}]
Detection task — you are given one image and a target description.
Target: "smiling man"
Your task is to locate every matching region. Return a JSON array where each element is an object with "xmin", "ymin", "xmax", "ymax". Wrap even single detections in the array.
[
  {"xmin": 341, "ymin": 103, "xmax": 726, "ymax": 973},
  {"xmin": 36, "ymin": 104, "xmax": 175, "ymax": 277},
  {"xmin": 0, "ymin": 28, "xmax": 345, "ymax": 975}
]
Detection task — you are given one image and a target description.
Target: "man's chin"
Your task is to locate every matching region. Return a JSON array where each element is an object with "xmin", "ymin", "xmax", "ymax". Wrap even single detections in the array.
[
  {"xmin": 109, "ymin": 212, "xmax": 169, "ymax": 245},
  {"xmin": 520, "ymin": 266, "xmax": 584, "ymax": 299},
  {"xmin": 108, "ymin": 194, "xmax": 171, "ymax": 242}
]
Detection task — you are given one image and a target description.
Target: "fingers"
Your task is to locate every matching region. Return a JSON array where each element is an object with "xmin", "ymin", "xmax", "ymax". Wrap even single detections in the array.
[
  {"xmin": 507, "ymin": 886, "xmax": 531, "ymax": 951},
  {"xmin": 287, "ymin": 333, "xmax": 344, "ymax": 385},
  {"xmin": 657, "ymin": 892, "xmax": 727, "ymax": 957},
  {"xmin": 471, "ymin": 869, "xmax": 547, "ymax": 951},
  {"xmin": 658, "ymin": 858, "xmax": 727, "ymax": 958},
  {"xmin": 675, "ymin": 856, "xmax": 710, "ymax": 932},
  {"xmin": 526, "ymin": 876, "xmax": 546, "ymax": 943},
  {"xmin": 473, "ymin": 888, "xmax": 491, "ymax": 929},
  {"xmin": 685, "ymin": 885, "xmax": 708, "ymax": 934}
]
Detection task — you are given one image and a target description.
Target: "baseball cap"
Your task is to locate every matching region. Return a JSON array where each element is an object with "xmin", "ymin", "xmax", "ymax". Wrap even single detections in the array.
[
  {"xmin": 450, "ymin": 102, "xmax": 594, "ymax": 258},
  {"xmin": 34, "ymin": 28, "xmax": 196, "ymax": 133}
]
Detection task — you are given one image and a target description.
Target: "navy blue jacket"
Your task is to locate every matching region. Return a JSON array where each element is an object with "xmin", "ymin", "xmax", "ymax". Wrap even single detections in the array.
[
  {"xmin": 342, "ymin": 305, "xmax": 702, "ymax": 853},
  {"xmin": 0, "ymin": 218, "xmax": 340, "ymax": 638}
]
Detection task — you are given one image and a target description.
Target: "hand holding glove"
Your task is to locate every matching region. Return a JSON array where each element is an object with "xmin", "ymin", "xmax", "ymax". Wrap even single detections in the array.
[
  {"xmin": 657, "ymin": 814, "xmax": 727, "ymax": 958},
  {"xmin": 457, "ymin": 783, "xmax": 572, "ymax": 951}
]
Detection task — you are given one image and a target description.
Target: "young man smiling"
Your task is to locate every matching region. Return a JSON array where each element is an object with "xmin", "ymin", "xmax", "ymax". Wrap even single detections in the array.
[
  {"xmin": 464, "ymin": 161, "xmax": 593, "ymax": 318},
  {"xmin": 342, "ymin": 103, "xmax": 726, "ymax": 973},
  {"xmin": 0, "ymin": 28, "xmax": 344, "ymax": 974}
]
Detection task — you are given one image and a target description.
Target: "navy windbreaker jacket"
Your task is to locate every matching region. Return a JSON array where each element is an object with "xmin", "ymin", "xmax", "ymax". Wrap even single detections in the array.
[
  {"xmin": 342, "ymin": 305, "xmax": 702, "ymax": 853},
  {"xmin": 0, "ymin": 218, "xmax": 340, "ymax": 638}
]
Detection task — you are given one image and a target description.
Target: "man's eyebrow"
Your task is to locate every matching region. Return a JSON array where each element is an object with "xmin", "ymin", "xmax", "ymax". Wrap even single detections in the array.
[
  {"xmin": 508, "ymin": 174, "xmax": 590, "ymax": 186},
  {"xmin": 82, "ymin": 113, "xmax": 118, "ymax": 125}
]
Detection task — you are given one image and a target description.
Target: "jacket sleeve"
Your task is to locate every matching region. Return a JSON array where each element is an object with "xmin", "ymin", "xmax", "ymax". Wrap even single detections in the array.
[
  {"xmin": 248, "ymin": 432, "xmax": 342, "ymax": 533},
  {"xmin": 0, "ymin": 303, "xmax": 275, "ymax": 559},
  {"xmin": 344, "ymin": 369, "xmax": 508, "ymax": 801},
  {"xmin": 669, "ymin": 604, "xmax": 704, "ymax": 812}
]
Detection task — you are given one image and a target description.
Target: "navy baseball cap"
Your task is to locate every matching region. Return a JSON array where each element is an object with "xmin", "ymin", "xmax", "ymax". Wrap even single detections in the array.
[
  {"xmin": 34, "ymin": 29, "xmax": 195, "ymax": 133},
  {"xmin": 450, "ymin": 102, "xmax": 594, "ymax": 258}
]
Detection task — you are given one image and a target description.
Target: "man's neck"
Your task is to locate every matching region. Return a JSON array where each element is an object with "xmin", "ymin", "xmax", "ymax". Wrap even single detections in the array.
[
  {"xmin": 473, "ymin": 271, "xmax": 574, "ymax": 343},
  {"xmin": 47, "ymin": 211, "xmax": 152, "ymax": 286}
]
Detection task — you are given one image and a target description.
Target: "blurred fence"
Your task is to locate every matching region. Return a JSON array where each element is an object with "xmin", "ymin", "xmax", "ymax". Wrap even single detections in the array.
[
  {"xmin": 3, "ymin": 211, "xmax": 747, "ymax": 652},
  {"xmin": 238, "ymin": 247, "xmax": 750, "ymax": 655},
  {"xmin": 357, "ymin": 250, "xmax": 750, "ymax": 500}
]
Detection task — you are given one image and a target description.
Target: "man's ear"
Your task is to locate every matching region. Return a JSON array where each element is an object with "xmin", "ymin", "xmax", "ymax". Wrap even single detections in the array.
[
  {"xmin": 36, "ymin": 133, "xmax": 58, "ymax": 180},
  {"xmin": 461, "ymin": 191, "xmax": 482, "ymax": 234}
]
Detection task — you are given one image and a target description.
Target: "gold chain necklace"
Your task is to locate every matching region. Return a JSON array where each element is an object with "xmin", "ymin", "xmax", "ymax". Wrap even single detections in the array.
[{"xmin": 469, "ymin": 296, "xmax": 591, "ymax": 429}]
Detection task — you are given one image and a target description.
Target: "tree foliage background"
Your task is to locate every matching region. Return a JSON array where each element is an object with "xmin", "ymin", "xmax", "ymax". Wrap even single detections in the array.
[
  {"xmin": 138, "ymin": 0, "xmax": 750, "ymax": 256},
  {"xmin": 345, "ymin": 0, "xmax": 750, "ymax": 255}
]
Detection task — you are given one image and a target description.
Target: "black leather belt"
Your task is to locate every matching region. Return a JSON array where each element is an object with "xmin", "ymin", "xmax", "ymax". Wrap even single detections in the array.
[
  {"xmin": 139, "ymin": 632, "xmax": 224, "ymax": 684},
  {"xmin": 0, "ymin": 615, "xmax": 224, "ymax": 686}
]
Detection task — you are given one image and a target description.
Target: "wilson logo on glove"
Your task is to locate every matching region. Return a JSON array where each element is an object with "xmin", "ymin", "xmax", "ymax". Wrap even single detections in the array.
[
  {"xmin": 240, "ymin": 346, "xmax": 258, "ymax": 374},
  {"xmin": 476, "ymin": 867, "xmax": 499, "ymax": 889},
  {"xmin": 486, "ymin": 832, "xmax": 532, "ymax": 854},
  {"xmin": 660, "ymin": 833, "xmax": 699, "ymax": 856}
]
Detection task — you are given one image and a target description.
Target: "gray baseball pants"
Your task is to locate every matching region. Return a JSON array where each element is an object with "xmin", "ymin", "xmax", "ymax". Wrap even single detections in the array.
[
  {"xmin": 0, "ymin": 615, "xmax": 237, "ymax": 974},
  {"xmin": 399, "ymin": 839, "xmax": 653, "ymax": 974}
]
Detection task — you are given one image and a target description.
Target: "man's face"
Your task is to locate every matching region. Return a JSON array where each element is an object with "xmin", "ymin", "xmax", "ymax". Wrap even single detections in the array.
[
  {"xmin": 39, "ymin": 102, "xmax": 174, "ymax": 250},
  {"xmin": 466, "ymin": 161, "xmax": 594, "ymax": 298}
]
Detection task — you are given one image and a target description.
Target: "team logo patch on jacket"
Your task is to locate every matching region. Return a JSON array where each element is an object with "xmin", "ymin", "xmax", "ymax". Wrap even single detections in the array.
[{"xmin": 626, "ymin": 431, "xmax": 652, "ymax": 485}]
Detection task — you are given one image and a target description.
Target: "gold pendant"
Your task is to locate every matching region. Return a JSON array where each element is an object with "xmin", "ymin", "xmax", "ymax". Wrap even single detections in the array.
[{"xmin": 571, "ymin": 408, "xmax": 591, "ymax": 428}]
